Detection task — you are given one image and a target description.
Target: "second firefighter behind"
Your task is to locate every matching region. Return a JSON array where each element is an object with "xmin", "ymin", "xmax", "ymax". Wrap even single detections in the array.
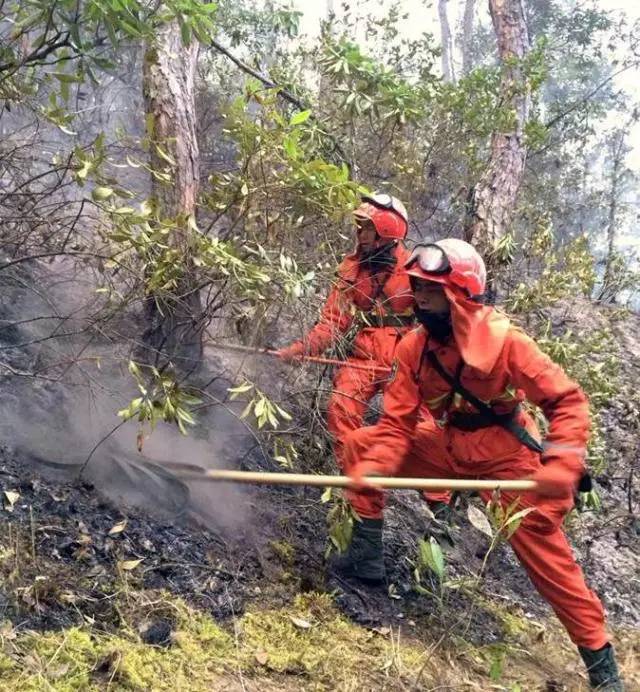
[{"xmin": 277, "ymin": 192, "xmax": 449, "ymax": 507}]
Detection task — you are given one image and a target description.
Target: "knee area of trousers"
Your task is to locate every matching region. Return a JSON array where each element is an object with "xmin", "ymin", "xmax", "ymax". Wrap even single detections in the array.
[{"xmin": 345, "ymin": 490, "xmax": 384, "ymax": 519}]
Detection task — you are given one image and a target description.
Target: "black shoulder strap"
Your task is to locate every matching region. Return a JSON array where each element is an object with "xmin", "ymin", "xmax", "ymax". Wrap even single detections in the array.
[{"xmin": 425, "ymin": 349, "xmax": 544, "ymax": 454}]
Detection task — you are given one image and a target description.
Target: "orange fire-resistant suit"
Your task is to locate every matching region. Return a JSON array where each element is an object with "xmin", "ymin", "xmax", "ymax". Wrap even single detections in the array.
[
  {"xmin": 287, "ymin": 245, "xmax": 447, "ymax": 505},
  {"xmin": 343, "ymin": 291, "xmax": 608, "ymax": 650}
]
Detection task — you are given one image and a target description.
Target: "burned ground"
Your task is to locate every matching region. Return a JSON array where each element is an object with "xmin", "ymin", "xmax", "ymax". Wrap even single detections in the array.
[{"xmin": 1, "ymin": 266, "xmax": 639, "ymax": 689}]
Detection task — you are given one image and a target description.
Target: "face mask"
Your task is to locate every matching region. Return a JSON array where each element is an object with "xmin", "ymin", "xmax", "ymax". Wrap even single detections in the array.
[
  {"xmin": 359, "ymin": 242, "xmax": 396, "ymax": 273},
  {"xmin": 415, "ymin": 308, "xmax": 452, "ymax": 343}
]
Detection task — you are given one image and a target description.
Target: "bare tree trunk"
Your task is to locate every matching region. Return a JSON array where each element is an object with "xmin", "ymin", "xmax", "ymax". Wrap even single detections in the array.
[
  {"xmin": 460, "ymin": 0, "xmax": 477, "ymax": 75},
  {"xmin": 140, "ymin": 22, "xmax": 203, "ymax": 373},
  {"xmin": 600, "ymin": 130, "xmax": 626, "ymax": 302},
  {"xmin": 438, "ymin": 0, "xmax": 456, "ymax": 83},
  {"xmin": 465, "ymin": 0, "xmax": 530, "ymax": 259}
]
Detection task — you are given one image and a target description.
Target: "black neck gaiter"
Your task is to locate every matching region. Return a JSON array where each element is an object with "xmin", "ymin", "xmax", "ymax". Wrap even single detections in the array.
[
  {"xmin": 359, "ymin": 242, "xmax": 397, "ymax": 273},
  {"xmin": 415, "ymin": 308, "xmax": 452, "ymax": 344}
]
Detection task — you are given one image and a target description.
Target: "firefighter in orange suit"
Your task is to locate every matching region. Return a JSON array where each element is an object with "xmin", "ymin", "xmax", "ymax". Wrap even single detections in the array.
[
  {"xmin": 339, "ymin": 239, "xmax": 623, "ymax": 691},
  {"xmin": 278, "ymin": 193, "xmax": 449, "ymax": 511}
]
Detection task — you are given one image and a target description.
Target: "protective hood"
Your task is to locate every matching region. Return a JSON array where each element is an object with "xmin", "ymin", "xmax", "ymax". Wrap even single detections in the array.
[{"xmin": 442, "ymin": 285, "xmax": 510, "ymax": 373}]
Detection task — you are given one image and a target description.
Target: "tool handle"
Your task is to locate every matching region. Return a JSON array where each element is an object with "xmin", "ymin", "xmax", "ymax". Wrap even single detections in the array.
[
  {"xmin": 172, "ymin": 468, "xmax": 537, "ymax": 491},
  {"xmin": 210, "ymin": 341, "xmax": 390, "ymax": 375}
]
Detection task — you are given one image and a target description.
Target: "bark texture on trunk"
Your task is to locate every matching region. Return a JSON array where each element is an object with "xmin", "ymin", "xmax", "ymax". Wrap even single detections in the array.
[
  {"xmin": 141, "ymin": 22, "xmax": 203, "ymax": 373},
  {"xmin": 465, "ymin": 0, "xmax": 530, "ymax": 257},
  {"xmin": 460, "ymin": 0, "xmax": 476, "ymax": 76},
  {"xmin": 438, "ymin": 0, "xmax": 455, "ymax": 83}
]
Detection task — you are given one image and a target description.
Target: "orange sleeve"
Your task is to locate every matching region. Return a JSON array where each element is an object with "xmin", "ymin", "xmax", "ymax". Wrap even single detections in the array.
[
  {"xmin": 358, "ymin": 330, "xmax": 425, "ymax": 475},
  {"xmin": 506, "ymin": 329, "xmax": 590, "ymax": 478},
  {"xmin": 295, "ymin": 280, "xmax": 355, "ymax": 356}
]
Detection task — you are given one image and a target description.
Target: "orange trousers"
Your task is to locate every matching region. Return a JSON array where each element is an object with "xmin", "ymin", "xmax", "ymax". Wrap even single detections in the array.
[
  {"xmin": 327, "ymin": 359, "xmax": 450, "ymax": 504},
  {"xmin": 343, "ymin": 420, "xmax": 608, "ymax": 650}
]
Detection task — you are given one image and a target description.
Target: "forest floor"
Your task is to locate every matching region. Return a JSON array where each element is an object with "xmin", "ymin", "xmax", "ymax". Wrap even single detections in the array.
[
  {"xmin": 1, "ymin": 444, "xmax": 638, "ymax": 691},
  {"xmin": 1, "ymin": 285, "xmax": 639, "ymax": 691}
]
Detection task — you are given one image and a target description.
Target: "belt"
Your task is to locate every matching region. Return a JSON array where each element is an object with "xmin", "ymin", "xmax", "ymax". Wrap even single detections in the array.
[
  {"xmin": 448, "ymin": 408, "xmax": 518, "ymax": 431},
  {"xmin": 359, "ymin": 312, "xmax": 415, "ymax": 328}
]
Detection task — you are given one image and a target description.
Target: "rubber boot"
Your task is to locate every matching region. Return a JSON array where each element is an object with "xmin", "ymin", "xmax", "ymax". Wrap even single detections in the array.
[
  {"xmin": 330, "ymin": 517, "xmax": 386, "ymax": 584},
  {"xmin": 578, "ymin": 643, "xmax": 624, "ymax": 690}
]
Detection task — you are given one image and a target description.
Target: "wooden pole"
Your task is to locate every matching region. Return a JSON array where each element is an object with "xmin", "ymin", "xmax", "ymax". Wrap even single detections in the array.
[
  {"xmin": 169, "ymin": 468, "xmax": 537, "ymax": 491},
  {"xmin": 209, "ymin": 341, "xmax": 390, "ymax": 375}
]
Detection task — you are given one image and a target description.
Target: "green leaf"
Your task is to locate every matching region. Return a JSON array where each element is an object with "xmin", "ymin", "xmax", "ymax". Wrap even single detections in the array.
[
  {"xmin": 155, "ymin": 144, "xmax": 176, "ymax": 166},
  {"xmin": 429, "ymin": 538, "xmax": 444, "ymax": 579},
  {"xmin": 418, "ymin": 537, "xmax": 445, "ymax": 580},
  {"xmin": 274, "ymin": 404, "xmax": 292, "ymax": 421},
  {"xmin": 51, "ymin": 71, "xmax": 82, "ymax": 83},
  {"xmin": 504, "ymin": 506, "xmax": 536, "ymax": 538},
  {"xmin": 254, "ymin": 398, "xmax": 266, "ymax": 418},
  {"xmin": 289, "ymin": 109, "xmax": 311, "ymax": 126},
  {"xmin": 92, "ymin": 186, "xmax": 114, "ymax": 201},
  {"xmin": 176, "ymin": 408, "xmax": 195, "ymax": 425},
  {"xmin": 228, "ymin": 382, "xmax": 253, "ymax": 396},
  {"xmin": 76, "ymin": 159, "xmax": 91, "ymax": 180},
  {"xmin": 179, "ymin": 19, "xmax": 191, "ymax": 46},
  {"xmin": 320, "ymin": 487, "xmax": 332, "ymax": 503}
]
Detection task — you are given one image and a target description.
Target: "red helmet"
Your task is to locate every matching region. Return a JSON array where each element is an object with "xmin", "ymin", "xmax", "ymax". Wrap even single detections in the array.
[
  {"xmin": 405, "ymin": 239, "xmax": 486, "ymax": 296},
  {"xmin": 353, "ymin": 192, "xmax": 408, "ymax": 240}
]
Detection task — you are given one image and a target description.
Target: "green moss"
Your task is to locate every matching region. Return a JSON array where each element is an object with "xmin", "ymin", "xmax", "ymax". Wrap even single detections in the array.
[
  {"xmin": 0, "ymin": 596, "xmax": 235, "ymax": 692},
  {"xmin": 239, "ymin": 592, "xmax": 426, "ymax": 688},
  {"xmin": 5, "ymin": 587, "xmax": 618, "ymax": 691},
  {"xmin": 470, "ymin": 595, "xmax": 541, "ymax": 643},
  {"xmin": 0, "ymin": 652, "xmax": 15, "ymax": 676},
  {"xmin": 269, "ymin": 539, "xmax": 296, "ymax": 566}
]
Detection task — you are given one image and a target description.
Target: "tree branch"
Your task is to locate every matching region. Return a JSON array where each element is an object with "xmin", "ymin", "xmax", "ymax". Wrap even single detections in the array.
[
  {"xmin": 544, "ymin": 64, "xmax": 636, "ymax": 130},
  {"xmin": 0, "ymin": 32, "xmax": 71, "ymax": 75},
  {"xmin": 209, "ymin": 38, "xmax": 306, "ymax": 110},
  {"xmin": 208, "ymin": 38, "xmax": 353, "ymax": 172}
]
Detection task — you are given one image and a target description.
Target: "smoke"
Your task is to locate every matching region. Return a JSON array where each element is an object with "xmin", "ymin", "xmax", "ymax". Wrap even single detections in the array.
[{"xmin": 0, "ymin": 256, "xmax": 253, "ymax": 531}]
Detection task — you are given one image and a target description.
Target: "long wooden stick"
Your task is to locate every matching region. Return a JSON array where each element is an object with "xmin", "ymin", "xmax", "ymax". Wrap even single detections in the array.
[
  {"xmin": 209, "ymin": 341, "xmax": 390, "ymax": 376},
  {"xmin": 167, "ymin": 468, "xmax": 538, "ymax": 491}
]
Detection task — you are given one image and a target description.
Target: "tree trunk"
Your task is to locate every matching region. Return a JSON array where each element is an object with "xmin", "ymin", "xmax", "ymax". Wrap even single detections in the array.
[
  {"xmin": 140, "ymin": 21, "xmax": 203, "ymax": 374},
  {"xmin": 460, "ymin": 0, "xmax": 477, "ymax": 75},
  {"xmin": 464, "ymin": 0, "xmax": 530, "ymax": 259},
  {"xmin": 438, "ymin": 0, "xmax": 455, "ymax": 83},
  {"xmin": 600, "ymin": 130, "xmax": 626, "ymax": 302}
]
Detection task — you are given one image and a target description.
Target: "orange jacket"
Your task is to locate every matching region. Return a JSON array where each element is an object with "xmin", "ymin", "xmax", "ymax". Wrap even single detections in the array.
[
  {"xmin": 296, "ymin": 244, "xmax": 415, "ymax": 366},
  {"xmin": 361, "ymin": 322, "xmax": 590, "ymax": 480}
]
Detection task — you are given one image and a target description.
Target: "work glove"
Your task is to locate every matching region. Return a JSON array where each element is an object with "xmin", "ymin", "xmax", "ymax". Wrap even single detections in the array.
[
  {"xmin": 276, "ymin": 341, "xmax": 306, "ymax": 363},
  {"xmin": 530, "ymin": 462, "xmax": 578, "ymax": 499},
  {"xmin": 348, "ymin": 461, "xmax": 385, "ymax": 492}
]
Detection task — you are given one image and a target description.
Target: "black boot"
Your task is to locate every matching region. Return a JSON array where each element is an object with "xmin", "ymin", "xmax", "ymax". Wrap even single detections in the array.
[
  {"xmin": 330, "ymin": 517, "xmax": 386, "ymax": 584},
  {"xmin": 578, "ymin": 643, "xmax": 624, "ymax": 690}
]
